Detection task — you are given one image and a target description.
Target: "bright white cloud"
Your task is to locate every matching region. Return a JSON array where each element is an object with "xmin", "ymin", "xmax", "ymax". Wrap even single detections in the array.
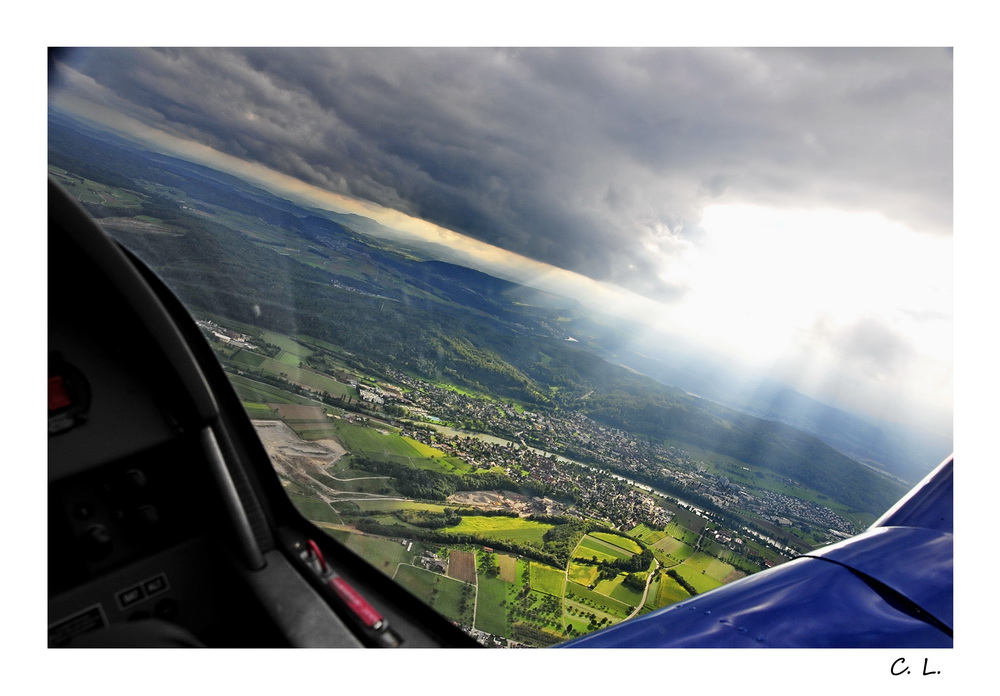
[
  {"xmin": 657, "ymin": 203, "xmax": 952, "ymax": 429},
  {"xmin": 670, "ymin": 204, "xmax": 952, "ymax": 362}
]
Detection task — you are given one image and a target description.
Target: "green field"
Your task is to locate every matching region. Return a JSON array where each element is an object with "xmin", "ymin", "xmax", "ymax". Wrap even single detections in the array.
[
  {"xmin": 474, "ymin": 572, "xmax": 509, "ymax": 635},
  {"xmin": 335, "ymin": 531, "xmax": 416, "ymax": 576},
  {"xmin": 295, "ymin": 335, "xmax": 387, "ymax": 382},
  {"xmin": 652, "ymin": 535, "xmax": 692, "ymax": 562},
  {"xmin": 345, "ymin": 499, "xmax": 450, "ymax": 513},
  {"xmin": 529, "ymin": 562, "xmax": 565, "ymax": 597},
  {"xmin": 575, "ymin": 535, "xmax": 635, "ymax": 562},
  {"xmin": 629, "ymin": 523, "xmax": 667, "ymax": 545},
  {"xmin": 253, "ymin": 357, "xmax": 355, "ymax": 397},
  {"xmin": 295, "ymin": 334, "xmax": 345, "ymax": 354},
  {"xmin": 650, "ymin": 542, "xmax": 695, "ymax": 569},
  {"xmin": 680, "ymin": 551, "xmax": 736, "ymax": 582},
  {"xmin": 374, "ymin": 452, "xmax": 472, "ymax": 475},
  {"xmin": 609, "ymin": 578, "xmax": 644, "ymax": 607},
  {"xmin": 334, "ymin": 421, "xmax": 438, "ymax": 458},
  {"xmin": 282, "ymin": 414, "xmax": 340, "ymax": 440},
  {"xmin": 394, "ymin": 564, "xmax": 473, "ymax": 625},
  {"xmin": 230, "ymin": 349, "xmax": 266, "ymax": 368},
  {"xmin": 568, "ymin": 561, "xmax": 599, "ymax": 586},
  {"xmin": 334, "ymin": 423, "xmax": 473, "ymax": 476},
  {"xmin": 590, "ymin": 532, "xmax": 642, "ymax": 554},
  {"xmin": 227, "ymin": 373, "xmax": 326, "ymax": 407},
  {"xmin": 593, "ymin": 573, "xmax": 630, "ymax": 600},
  {"xmin": 574, "ymin": 541, "xmax": 620, "ymax": 563},
  {"xmin": 444, "ymin": 516, "xmax": 552, "ymax": 545},
  {"xmin": 673, "ymin": 563, "xmax": 725, "ymax": 595},
  {"xmin": 260, "ymin": 330, "xmax": 315, "ymax": 358},
  {"xmin": 242, "ymin": 401, "xmax": 279, "ymax": 419},
  {"xmin": 642, "ymin": 576, "xmax": 662, "ymax": 612},
  {"xmin": 273, "ymin": 350, "xmax": 308, "ymax": 367},
  {"xmin": 387, "ymin": 443, "xmax": 472, "ymax": 474},
  {"xmin": 666, "ymin": 509, "xmax": 708, "ymax": 535},
  {"xmin": 296, "ymin": 428, "xmax": 341, "ymax": 441},
  {"xmin": 194, "ymin": 312, "xmax": 274, "ymax": 340},
  {"xmin": 320, "ymin": 472, "xmax": 395, "ymax": 495},
  {"xmin": 288, "ymin": 495, "xmax": 341, "ymax": 524},
  {"xmin": 565, "ymin": 581, "xmax": 632, "ymax": 620},
  {"xmin": 655, "ymin": 572, "xmax": 694, "ymax": 605}
]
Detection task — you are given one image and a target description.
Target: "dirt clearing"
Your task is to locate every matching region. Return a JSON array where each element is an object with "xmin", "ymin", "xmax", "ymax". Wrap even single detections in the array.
[
  {"xmin": 253, "ymin": 420, "xmax": 346, "ymax": 494},
  {"xmin": 447, "ymin": 550, "xmax": 477, "ymax": 584}
]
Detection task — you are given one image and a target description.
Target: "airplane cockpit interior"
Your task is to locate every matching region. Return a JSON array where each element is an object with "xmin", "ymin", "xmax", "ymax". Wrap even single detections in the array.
[{"xmin": 48, "ymin": 180, "xmax": 479, "ymax": 648}]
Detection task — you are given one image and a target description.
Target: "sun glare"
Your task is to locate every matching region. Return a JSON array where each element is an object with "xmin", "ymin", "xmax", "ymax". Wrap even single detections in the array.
[{"xmin": 669, "ymin": 204, "xmax": 952, "ymax": 365}]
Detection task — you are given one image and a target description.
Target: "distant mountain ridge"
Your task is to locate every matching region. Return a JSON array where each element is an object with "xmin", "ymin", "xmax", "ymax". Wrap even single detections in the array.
[
  {"xmin": 603, "ymin": 344, "xmax": 949, "ymax": 484},
  {"xmin": 739, "ymin": 385, "xmax": 950, "ymax": 484}
]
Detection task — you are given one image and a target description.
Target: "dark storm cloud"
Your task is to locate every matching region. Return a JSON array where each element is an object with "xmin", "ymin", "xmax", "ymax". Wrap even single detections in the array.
[{"xmin": 57, "ymin": 47, "xmax": 952, "ymax": 301}]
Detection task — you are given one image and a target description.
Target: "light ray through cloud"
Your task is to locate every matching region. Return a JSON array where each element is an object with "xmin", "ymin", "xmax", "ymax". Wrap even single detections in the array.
[{"xmin": 48, "ymin": 47, "xmax": 952, "ymax": 436}]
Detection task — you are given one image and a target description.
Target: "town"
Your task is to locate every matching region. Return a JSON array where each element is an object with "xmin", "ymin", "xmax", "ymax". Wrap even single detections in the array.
[
  {"xmin": 380, "ymin": 367, "xmax": 857, "ymax": 542},
  {"xmin": 206, "ymin": 316, "xmax": 856, "ymax": 578}
]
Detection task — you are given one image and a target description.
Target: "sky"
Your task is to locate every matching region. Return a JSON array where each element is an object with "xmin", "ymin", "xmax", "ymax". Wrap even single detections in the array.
[{"xmin": 49, "ymin": 46, "xmax": 953, "ymax": 436}]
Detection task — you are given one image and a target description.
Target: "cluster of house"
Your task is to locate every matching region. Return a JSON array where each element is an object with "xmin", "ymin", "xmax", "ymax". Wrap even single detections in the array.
[
  {"xmin": 419, "ymin": 550, "xmax": 447, "ymax": 574},
  {"xmin": 327, "ymin": 362, "xmax": 853, "ymax": 549},
  {"xmin": 358, "ymin": 387, "xmax": 385, "ymax": 405}
]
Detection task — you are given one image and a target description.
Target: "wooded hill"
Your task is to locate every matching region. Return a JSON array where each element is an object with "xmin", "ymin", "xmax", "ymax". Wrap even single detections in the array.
[{"xmin": 48, "ymin": 114, "xmax": 910, "ymax": 516}]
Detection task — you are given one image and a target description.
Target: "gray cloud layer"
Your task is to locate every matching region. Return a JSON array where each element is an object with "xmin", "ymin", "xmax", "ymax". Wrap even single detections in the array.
[{"xmin": 56, "ymin": 47, "xmax": 952, "ymax": 302}]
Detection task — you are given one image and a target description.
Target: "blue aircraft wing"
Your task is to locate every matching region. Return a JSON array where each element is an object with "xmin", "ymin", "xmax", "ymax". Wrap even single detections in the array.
[{"xmin": 558, "ymin": 457, "xmax": 953, "ymax": 648}]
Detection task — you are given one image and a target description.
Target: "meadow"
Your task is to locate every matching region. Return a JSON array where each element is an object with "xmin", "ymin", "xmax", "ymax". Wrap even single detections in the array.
[
  {"xmin": 568, "ymin": 561, "xmax": 599, "ymax": 586},
  {"xmin": 474, "ymin": 571, "xmax": 509, "ymax": 636},
  {"xmin": 287, "ymin": 495, "xmax": 341, "ymax": 524},
  {"xmin": 609, "ymin": 578, "xmax": 645, "ymax": 607},
  {"xmin": 655, "ymin": 573, "xmax": 693, "ymax": 606},
  {"xmin": 680, "ymin": 551, "xmax": 736, "ymax": 583},
  {"xmin": 259, "ymin": 330, "xmax": 315, "ymax": 357},
  {"xmin": 590, "ymin": 532, "xmax": 642, "ymax": 554},
  {"xmin": 345, "ymin": 500, "xmax": 449, "ymax": 513},
  {"xmin": 229, "ymin": 374, "xmax": 318, "ymax": 406},
  {"xmin": 629, "ymin": 523, "xmax": 667, "ymax": 545},
  {"xmin": 565, "ymin": 581, "xmax": 632, "ymax": 620},
  {"xmin": 335, "ymin": 532, "xmax": 416, "ymax": 577},
  {"xmin": 332, "ymin": 421, "xmax": 445, "ymax": 461},
  {"xmin": 665, "ymin": 520, "xmax": 702, "ymax": 545},
  {"xmin": 254, "ymin": 356, "xmax": 355, "ymax": 398},
  {"xmin": 529, "ymin": 562, "xmax": 565, "ymax": 596},
  {"xmin": 498, "ymin": 554, "xmax": 518, "ymax": 582},
  {"xmin": 230, "ymin": 349, "xmax": 266, "ymax": 368},
  {"xmin": 445, "ymin": 516, "xmax": 552, "ymax": 545},
  {"xmin": 652, "ymin": 535, "xmax": 689, "ymax": 556},
  {"xmin": 394, "ymin": 564, "xmax": 473, "ymax": 625},
  {"xmin": 672, "ymin": 563, "xmax": 725, "ymax": 595},
  {"xmin": 575, "ymin": 535, "xmax": 636, "ymax": 562},
  {"xmin": 241, "ymin": 402, "xmax": 279, "ymax": 419}
]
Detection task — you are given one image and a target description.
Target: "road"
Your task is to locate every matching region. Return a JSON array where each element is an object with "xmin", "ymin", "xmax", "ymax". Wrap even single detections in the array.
[{"xmin": 623, "ymin": 559, "xmax": 660, "ymax": 622}]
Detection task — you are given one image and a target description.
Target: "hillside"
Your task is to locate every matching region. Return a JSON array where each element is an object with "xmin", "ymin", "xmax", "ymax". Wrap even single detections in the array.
[{"xmin": 49, "ymin": 112, "xmax": 911, "ymax": 515}]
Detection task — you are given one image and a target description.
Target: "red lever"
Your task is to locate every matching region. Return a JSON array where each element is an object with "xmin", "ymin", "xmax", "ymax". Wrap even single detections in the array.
[
  {"xmin": 307, "ymin": 538, "xmax": 327, "ymax": 573},
  {"xmin": 329, "ymin": 576, "xmax": 384, "ymax": 629}
]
